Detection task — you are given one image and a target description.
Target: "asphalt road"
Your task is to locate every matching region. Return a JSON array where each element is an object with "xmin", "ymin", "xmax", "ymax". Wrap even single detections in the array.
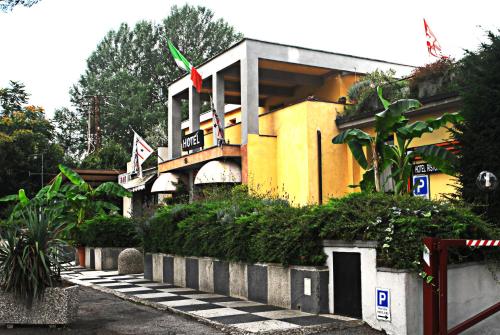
[{"xmin": 1, "ymin": 287, "xmax": 383, "ymax": 335}]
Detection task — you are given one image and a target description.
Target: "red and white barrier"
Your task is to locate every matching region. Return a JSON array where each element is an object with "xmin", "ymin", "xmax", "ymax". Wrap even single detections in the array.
[{"xmin": 466, "ymin": 240, "xmax": 500, "ymax": 247}]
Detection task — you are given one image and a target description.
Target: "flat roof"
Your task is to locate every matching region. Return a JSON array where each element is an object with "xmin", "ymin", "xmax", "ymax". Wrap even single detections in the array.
[{"xmin": 168, "ymin": 38, "xmax": 416, "ymax": 87}]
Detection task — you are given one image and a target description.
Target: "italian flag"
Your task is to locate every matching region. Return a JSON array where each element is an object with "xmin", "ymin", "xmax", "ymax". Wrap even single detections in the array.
[{"xmin": 168, "ymin": 40, "xmax": 202, "ymax": 93}]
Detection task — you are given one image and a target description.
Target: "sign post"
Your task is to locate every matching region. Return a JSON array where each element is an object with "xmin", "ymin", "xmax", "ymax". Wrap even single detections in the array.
[{"xmin": 376, "ymin": 288, "xmax": 391, "ymax": 321}]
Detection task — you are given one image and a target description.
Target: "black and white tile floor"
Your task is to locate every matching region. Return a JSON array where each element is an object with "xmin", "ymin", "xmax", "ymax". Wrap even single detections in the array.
[{"xmin": 62, "ymin": 266, "xmax": 360, "ymax": 334}]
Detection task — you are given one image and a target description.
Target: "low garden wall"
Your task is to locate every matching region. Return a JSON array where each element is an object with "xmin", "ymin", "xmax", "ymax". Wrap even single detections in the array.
[
  {"xmin": 83, "ymin": 247, "xmax": 129, "ymax": 271},
  {"xmin": 323, "ymin": 240, "xmax": 500, "ymax": 335},
  {"xmin": 144, "ymin": 253, "xmax": 329, "ymax": 313}
]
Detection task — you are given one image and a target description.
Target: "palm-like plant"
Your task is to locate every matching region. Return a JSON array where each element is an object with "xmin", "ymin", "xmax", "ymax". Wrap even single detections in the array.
[
  {"xmin": 0, "ymin": 204, "xmax": 67, "ymax": 307},
  {"xmin": 333, "ymin": 87, "xmax": 463, "ymax": 194}
]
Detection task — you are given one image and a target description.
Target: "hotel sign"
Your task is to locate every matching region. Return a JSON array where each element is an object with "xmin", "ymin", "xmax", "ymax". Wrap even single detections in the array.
[
  {"xmin": 413, "ymin": 163, "xmax": 439, "ymax": 175},
  {"xmin": 182, "ymin": 129, "xmax": 204, "ymax": 151}
]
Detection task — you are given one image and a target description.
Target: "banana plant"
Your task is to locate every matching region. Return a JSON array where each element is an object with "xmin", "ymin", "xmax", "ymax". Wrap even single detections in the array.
[
  {"xmin": 0, "ymin": 164, "xmax": 131, "ymax": 235},
  {"xmin": 332, "ymin": 87, "xmax": 463, "ymax": 195}
]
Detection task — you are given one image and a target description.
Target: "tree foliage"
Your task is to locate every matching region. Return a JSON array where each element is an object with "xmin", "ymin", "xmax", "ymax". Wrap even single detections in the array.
[
  {"xmin": 0, "ymin": 82, "xmax": 65, "ymax": 206},
  {"xmin": 454, "ymin": 31, "xmax": 500, "ymax": 225},
  {"xmin": 62, "ymin": 4, "xmax": 242, "ymax": 159},
  {"xmin": 0, "ymin": 0, "xmax": 40, "ymax": 12}
]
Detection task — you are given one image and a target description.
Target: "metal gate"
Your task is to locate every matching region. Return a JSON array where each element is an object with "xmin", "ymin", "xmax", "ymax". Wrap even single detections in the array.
[{"xmin": 422, "ymin": 237, "xmax": 500, "ymax": 334}]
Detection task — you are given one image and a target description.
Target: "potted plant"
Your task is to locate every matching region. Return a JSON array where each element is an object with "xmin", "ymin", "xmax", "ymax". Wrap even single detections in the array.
[
  {"xmin": 409, "ymin": 58, "xmax": 457, "ymax": 99},
  {"xmin": 0, "ymin": 196, "xmax": 79, "ymax": 325}
]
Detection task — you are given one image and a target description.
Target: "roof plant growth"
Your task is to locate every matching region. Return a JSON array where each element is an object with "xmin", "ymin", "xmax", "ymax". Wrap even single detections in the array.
[{"xmin": 333, "ymin": 87, "xmax": 463, "ymax": 194}]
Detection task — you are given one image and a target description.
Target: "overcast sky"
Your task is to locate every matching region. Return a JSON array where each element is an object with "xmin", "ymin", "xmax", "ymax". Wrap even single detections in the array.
[{"xmin": 1, "ymin": 0, "xmax": 498, "ymax": 117}]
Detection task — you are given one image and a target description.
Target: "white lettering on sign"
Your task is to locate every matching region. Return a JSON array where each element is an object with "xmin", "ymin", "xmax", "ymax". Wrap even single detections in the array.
[
  {"xmin": 376, "ymin": 288, "xmax": 391, "ymax": 322},
  {"xmin": 304, "ymin": 278, "xmax": 311, "ymax": 296}
]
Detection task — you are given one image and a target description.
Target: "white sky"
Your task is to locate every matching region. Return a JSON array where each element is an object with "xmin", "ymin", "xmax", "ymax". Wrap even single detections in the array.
[{"xmin": 0, "ymin": 0, "xmax": 498, "ymax": 117}]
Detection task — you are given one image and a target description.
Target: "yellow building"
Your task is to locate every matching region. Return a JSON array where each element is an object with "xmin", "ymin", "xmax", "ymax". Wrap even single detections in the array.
[{"xmin": 153, "ymin": 39, "xmax": 458, "ymax": 205}]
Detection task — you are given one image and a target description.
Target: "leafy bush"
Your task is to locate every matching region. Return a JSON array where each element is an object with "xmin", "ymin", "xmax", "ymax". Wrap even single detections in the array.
[
  {"xmin": 144, "ymin": 188, "xmax": 325, "ymax": 266},
  {"xmin": 79, "ymin": 214, "xmax": 140, "ymax": 248},
  {"xmin": 144, "ymin": 189, "xmax": 497, "ymax": 270},
  {"xmin": 319, "ymin": 192, "xmax": 498, "ymax": 269}
]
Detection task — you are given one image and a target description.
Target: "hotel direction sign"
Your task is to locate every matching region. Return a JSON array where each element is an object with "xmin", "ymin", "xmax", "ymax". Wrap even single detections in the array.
[
  {"xmin": 413, "ymin": 163, "xmax": 439, "ymax": 175},
  {"xmin": 182, "ymin": 129, "xmax": 204, "ymax": 151}
]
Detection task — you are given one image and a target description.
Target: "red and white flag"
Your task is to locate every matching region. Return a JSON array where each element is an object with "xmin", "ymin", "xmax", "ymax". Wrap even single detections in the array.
[
  {"xmin": 132, "ymin": 130, "xmax": 153, "ymax": 177},
  {"xmin": 167, "ymin": 40, "xmax": 202, "ymax": 93},
  {"xmin": 424, "ymin": 19, "xmax": 447, "ymax": 59}
]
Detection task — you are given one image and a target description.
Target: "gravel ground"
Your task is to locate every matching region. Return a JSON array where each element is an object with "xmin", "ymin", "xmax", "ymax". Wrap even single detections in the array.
[{"xmin": 1, "ymin": 287, "xmax": 383, "ymax": 335}]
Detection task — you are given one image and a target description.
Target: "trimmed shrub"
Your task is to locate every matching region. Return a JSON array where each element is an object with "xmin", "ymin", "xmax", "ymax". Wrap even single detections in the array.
[
  {"xmin": 79, "ymin": 214, "xmax": 140, "ymax": 248},
  {"xmin": 143, "ymin": 190, "xmax": 497, "ymax": 269}
]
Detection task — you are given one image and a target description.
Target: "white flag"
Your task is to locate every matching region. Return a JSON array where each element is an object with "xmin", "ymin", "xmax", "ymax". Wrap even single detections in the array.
[{"xmin": 132, "ymin": 130, "xmax": 153, "ymax": 176}]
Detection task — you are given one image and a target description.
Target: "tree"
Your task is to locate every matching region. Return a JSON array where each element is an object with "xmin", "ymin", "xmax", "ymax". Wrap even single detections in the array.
[
  {"xmin": 453, "ymin": 31, "xmax": 500, "ymax": 224},
  {"xmin": 64, "ymin": 4, "xmax": 243, "ymax": 160},
  {"xmin": 0, "ymin": 80, "xmax": 29, "ymax": 116},
  {"xmin": 79, "ymin": 140, "xmax": 129, "ymax": 170},
  {"xmin": 52, "ymin": 107, "xmax": 86, "ymax": 160},
  {"xmin": 0, "ymin": 0, "xmax": 40, "ymax": 12},
  {"xmin": 333, "ymin": 87, "xmax": 463, "ymax": 194},
  {"xmin": 0, "ymin": 82, "xmax": 65, "ymax": 206}
]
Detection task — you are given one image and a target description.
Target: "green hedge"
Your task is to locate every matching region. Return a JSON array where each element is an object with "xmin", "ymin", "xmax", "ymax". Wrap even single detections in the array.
[
  {"xmin": 143, "ymin": 189, "xmax": 498, "ymax": 269},
  {"xmin": 79, "ymin": 214, "xmax": 140, "ymax": 248}
]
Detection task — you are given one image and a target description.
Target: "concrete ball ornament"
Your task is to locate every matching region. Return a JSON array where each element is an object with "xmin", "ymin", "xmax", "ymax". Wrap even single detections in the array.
[{"xmin": 476, "ymin": 171, "xmax": 498, "ymax": 191}]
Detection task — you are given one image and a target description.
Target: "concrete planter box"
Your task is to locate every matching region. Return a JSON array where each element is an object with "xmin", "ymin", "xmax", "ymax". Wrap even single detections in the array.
[
  {"xmin": 84, "ymin": 247, "xmax": 95, "ymax": 269},
  {"xmin": 148, "ymin": 253, "xmax": 329, "ymax": 314},
  {"xmin": 94, "ymin": 247, "xmax": 127, "ymax": 271},
  {"xmin": 144, "ymin": 253, "xmax": 153, "ymax": 280},
  {"xmin": 0, "ymin": 285, "xmax": 79, "ymax": 326}
]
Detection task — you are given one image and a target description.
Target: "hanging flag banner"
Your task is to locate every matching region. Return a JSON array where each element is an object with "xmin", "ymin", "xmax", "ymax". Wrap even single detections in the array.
[
  {"xmin": 167, "ymin": 40, "xmax": 203, "ymax": 93},
  {"xmin": 210, "ymin": 96, "xmax": 225, "ymax": 146},
  {"xmin": 132, "ymin": 130, "xmax": 153, "ymax": 177},
  {"xmin": 424, "ymin": 19, "xmax": 447, "ymax": 59}
]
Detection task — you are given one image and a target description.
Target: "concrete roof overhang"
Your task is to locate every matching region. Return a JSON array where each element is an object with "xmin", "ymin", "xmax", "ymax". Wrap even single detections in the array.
[{"xmin": 168, "ymin": 38, "xmax": 415, "ymax": 103}]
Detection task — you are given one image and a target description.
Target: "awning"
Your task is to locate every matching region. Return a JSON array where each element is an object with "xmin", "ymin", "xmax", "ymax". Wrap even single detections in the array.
[
  {"xmin": 151, "ymin": 172, "xmax": 180, "ymax": 193},
  {"xmin": 194, "ymin": 161, "xmax": 241, "ymax": 184},
  {"xmin": 122, "ymin": 174, "xmax": 155, "ymax": 192}
]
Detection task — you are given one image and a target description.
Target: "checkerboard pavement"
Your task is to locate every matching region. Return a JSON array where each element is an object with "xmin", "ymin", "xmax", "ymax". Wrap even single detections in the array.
[{"xmin": 62, "ymin": 266, "xmax": 361, "ymax": 334}]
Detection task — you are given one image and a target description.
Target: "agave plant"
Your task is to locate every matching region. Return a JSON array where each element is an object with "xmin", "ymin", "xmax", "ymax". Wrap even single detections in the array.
[
  {"xmin": 0, "ymin": 203, "xmax": 67, "ymax": 307},
  {"xmin": 333, "ymin": 87, "xmax": 463, "ymax": 194}
]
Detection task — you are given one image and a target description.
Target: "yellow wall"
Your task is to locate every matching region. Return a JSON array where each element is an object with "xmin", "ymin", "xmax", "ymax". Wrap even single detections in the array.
[{"xmin": 246, "ymin": 134, "xmax": 277, "ymax": 197}]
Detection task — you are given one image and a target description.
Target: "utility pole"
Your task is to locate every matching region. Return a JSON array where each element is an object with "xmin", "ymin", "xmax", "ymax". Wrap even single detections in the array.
[{"xmin": 85, "ymin": 95, "xmax": 103, "ymax": 154}]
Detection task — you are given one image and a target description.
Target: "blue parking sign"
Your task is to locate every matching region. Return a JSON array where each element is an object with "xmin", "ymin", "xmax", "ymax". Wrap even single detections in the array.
[
  {"xmin": 412, "ymin": 175, "xmax": 430, "ymax": 199},
  {"xmin": 376, "ymin": 288, "xmax": 391, "ymax": 321}
]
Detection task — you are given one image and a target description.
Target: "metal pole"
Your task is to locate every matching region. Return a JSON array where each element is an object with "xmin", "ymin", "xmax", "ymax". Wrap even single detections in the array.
[
  {"xmin": 423, "ymin": 237, "xmax": 440, "ymax": 335},
  {"xmin": 438, "ymin": 240, "xmax": 448, "ymax": 335},
  {"xmin": 41, "ymin": 153, "xmax": 44, "ymax": 188}
]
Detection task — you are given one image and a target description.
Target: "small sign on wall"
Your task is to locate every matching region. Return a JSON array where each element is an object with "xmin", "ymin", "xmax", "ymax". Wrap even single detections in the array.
[
  {"xmin": 412, "ymin": 175, "xmax": 430, "ymax": 199},
  {"xmin": 304, "ymin": 278, "xmax": 311, "ymax": 296},
  {"xmin": 376, "ymin": 288, "xmax": 391, "ymax": 321}
]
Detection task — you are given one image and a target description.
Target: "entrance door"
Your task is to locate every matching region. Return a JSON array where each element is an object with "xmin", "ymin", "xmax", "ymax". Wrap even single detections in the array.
[{"xmin": 332, "ymin": 252, "xmax": 362, "ymax": 318}]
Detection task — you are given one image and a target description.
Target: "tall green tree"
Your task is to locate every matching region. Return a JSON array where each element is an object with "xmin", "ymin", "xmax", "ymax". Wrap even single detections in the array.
[
  {"xmin": 64, "ymin": 4, "xmax": 242, "ymax": 160},
  {"xmin": 0, "ymin": 80, "xmax": 29, "ymax": 116},
  {"xmin": 454, "ymin": 31, "xmax": 500, "ymax": 225}
]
